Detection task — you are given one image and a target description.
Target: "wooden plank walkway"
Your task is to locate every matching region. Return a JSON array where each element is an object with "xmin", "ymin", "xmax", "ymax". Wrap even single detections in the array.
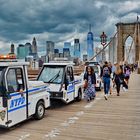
[{"xmin": 0, "ymin": 73, "xmax": 140, "ymax": 140}]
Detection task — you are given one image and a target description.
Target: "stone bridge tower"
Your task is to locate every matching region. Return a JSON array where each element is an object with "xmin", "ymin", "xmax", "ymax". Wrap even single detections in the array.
[{"xmin": 116, "ymin": 22, "xmax": 140, "ymax": 63}]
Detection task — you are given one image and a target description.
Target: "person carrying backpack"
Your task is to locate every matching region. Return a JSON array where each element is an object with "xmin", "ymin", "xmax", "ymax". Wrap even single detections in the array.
[
  {"xmin": 100, "ymin": 61, "xmax": 112, "ymax": 100},
  {"xmin": 124, "ymin": 64, "xmax": 131, "ymax": 87}
]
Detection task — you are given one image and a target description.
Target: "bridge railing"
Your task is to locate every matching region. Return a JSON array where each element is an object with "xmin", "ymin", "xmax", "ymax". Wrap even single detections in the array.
[{"xmin": 27, "ymin": 66, "xmax": 84, "ymax": 80}]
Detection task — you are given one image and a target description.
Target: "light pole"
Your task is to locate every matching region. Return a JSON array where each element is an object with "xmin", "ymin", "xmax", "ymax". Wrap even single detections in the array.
[{"xmin": 100, "ymin": 32, "xmax": 107, "ymax": 62}]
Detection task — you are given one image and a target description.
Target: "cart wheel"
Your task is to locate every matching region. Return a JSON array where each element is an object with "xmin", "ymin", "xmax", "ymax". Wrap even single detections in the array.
[{"xmin": 34, "ymin": 101, "xmax": 45, "ymax": 120}]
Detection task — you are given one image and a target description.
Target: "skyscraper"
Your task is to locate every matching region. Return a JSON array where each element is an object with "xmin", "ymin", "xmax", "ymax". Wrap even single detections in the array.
[
  {"xmin": 17, "ymin": 43, "xmax": 32, "ymax": 59},
  {"xmin": 63, "ymin": 48, "xmax": 70, "ymax": 58},
  {"xmin": 87, "ymin": 25, "xmax": 94, "ymax": 60},
  {"xmin": 46, "ymin": 41, "xmax": 55, "ymax": 61},
  {"xmin": 32, "ymin": 37, "xmax": 37, "ymax": 54},
  {"xmin": 31, "ymin": 37, "xmax": 38, "ymax": 59},
  {"xmin": 17, "ymin": 44, "xmax": 26, "ymax": 59},
  {"xmin": 74, "ymin": 39, "xmax": 80, "ymax": 58},
  {"xmin": 10, "ymin": 43, "xmax": 15, "ymax": 54},
  {"xmin": 25, "ymin": 42, "xmax": 32, "ymax": 55},
  {"xmin": 54, "ymin": 49, "xmax": 59, "ymax": 58}
]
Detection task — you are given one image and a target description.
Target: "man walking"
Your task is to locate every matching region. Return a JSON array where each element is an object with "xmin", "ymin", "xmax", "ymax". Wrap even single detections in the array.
[{"xmin": 101, "ymin": 61, "xmax": 112, "ymax": 100}]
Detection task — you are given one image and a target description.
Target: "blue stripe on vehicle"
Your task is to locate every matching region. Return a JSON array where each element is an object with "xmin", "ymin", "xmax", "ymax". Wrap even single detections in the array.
[
  {"xmin": 67, "ymin": 90, "xmax": 75, "ymax": 94},
  {"xmin": 10, "ymin": 86, "xmax": 47, "ymax": 97},
  {"xmin": 8, "ymin": 103, "xmax": 31, "ymax": 113}
]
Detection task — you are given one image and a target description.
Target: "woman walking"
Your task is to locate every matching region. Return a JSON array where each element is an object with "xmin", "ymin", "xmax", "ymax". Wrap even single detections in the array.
[
  {"xmin": 113, "ymin": 63, "xmax": 124, "ymax": 96},
  {"xmin": 124, "ymin": 64, "xmax": 131, "ymax": 88},
  {"xmin": 84, "ymin": 66, "xmax": 96, "ymax": 101}
]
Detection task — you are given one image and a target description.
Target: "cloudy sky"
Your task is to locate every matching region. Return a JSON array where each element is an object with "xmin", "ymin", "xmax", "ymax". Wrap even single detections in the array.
[{"xmin": 0, "ymin": 0, "xmax": 140, "ymax": 56}]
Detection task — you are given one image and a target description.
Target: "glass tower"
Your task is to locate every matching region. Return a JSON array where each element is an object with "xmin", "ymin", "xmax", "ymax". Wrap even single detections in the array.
[
  {"xmin": 74, "ymin": 39, "xmax": 80, "ymax": 58},
  {"xmin": 87, "ymin": 25, "xmax": 94, "ymax": 60}
]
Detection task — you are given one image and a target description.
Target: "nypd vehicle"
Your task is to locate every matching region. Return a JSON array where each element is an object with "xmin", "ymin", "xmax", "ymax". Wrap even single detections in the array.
[
  {"xmin": 0, "ymin": 61, "xmax": 50, "ymax": 128},
  {"xmin": 37, "ymin": 62, "xmax": 83, "ymax": 103}
]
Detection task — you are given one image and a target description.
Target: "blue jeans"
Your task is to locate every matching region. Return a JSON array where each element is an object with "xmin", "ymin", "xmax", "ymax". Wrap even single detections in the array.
[{"xmin": 103, "ymin": 77, "xmax": 110, "ymax": 95}]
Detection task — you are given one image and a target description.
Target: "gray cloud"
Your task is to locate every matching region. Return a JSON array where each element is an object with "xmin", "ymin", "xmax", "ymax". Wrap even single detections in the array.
[{"xmin": 0, "ymin": 0, "xmax": 139, "ymax": 54}]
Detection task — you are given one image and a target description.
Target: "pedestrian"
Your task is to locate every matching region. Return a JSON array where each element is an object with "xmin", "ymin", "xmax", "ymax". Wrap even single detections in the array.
[
  {"xmin": 112, "ymin": 62, "xmax": 117, "ymax": 88},
  {"xmin": 83, "ymin": 66, "xmax": 96, "ymax": 102},
  {"xmin": 100, "ymin": 61, "xmax": 112, "ymax": 100},
  {"xmin": 113, "ymin": 63, "xmax": 124, "ymax": 96},
  {"xmin": 124, "ymin": 64, "xmax": 131, "ymax": 87},
  {"xmin": 108, "ymin": 62, "xmax": 113, "ymax": 94},
  {"xmin": 131, "ymin": 64, "xmax": 134, "ymax": 73},
  {"xmin": 119, "ymin": 64, "xmax": 128, "ymax": 91}
]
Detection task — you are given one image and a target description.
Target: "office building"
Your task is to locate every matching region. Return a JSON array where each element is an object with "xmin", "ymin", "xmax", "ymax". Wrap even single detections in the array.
[
  {"xmin": 64, "ymin": 42, "xmax": 72, "ymax": 56},
  {"xmin": 31, "ymin": 37, "xmax": 37, "ymax": 54},
  {"xmin": 87, "ymin": 25, "xmax": 94, "ymax": 60},
  {"xmin": 46, "ymin": 41, "xmax": 55, "ymax": 61},
  {"xmin": 31, "ymin": 37, "xmax": 38, "ymax": 59},
  {"xmin": 17, "ymin": 44, "xmax": 26, "ymax": 59},
  {"xmin": 54, "ymin": 49, "xmax": 59, "ymax": 58},
  {"xmin": 10, "ymin": 44, "xmax": 15, "ymax": 54},
  {"xmin": 63, "ymin": 48, "xmax": 70, "ymax": 58},
  {"xmin": 59, "ymin": 53, "xmax": 63, "ymax": 58},
  {"xmin": 74, "ymin": 39, "xmax": 80, "ymax": 58},
  {"xmin": 25, "ymin": 43, "xmax": 32, "ymax": 55}
]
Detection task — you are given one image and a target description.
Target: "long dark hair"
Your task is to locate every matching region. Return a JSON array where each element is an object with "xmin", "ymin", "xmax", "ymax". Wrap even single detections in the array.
[{"xmin": 86, "ymin": 66, "xmax": 94, "ymax": 75}]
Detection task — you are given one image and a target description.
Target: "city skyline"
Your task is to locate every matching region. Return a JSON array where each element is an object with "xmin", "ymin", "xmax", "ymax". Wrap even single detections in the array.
[{"xmin": 0, "ymin": 0, "xmax": 140, "ymax": 56}]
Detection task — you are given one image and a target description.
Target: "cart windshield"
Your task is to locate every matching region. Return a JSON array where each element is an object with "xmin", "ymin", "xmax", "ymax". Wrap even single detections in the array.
[{"xmin": 38, "ymin": 66, "xmax": 64, "ymax": 84}]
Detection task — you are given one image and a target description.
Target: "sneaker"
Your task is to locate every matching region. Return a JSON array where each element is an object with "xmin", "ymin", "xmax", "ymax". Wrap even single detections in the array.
[
  {"xmin": 122, "ymin": 87, "xmax": 126, "ymax": 92},
  {"xmin": 113, "ymin": 84, "xmax": 116, "ymax": 88},
  {"xmin": 117, "ymin": 93, "xmax": 120, "ymax": 96},
  {"xmin": 87, "ymin": 98, "xmax": 90, "ymax": 102},
  {"xmin": 104, "ymin": 95, "xmax": 108, "ymax": 100}
]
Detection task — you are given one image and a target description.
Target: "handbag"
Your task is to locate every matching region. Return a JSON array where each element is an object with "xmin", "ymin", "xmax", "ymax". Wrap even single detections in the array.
[
  {"xmin": 119, "ymin": 77, "xmax": 123, "ymax": 84},
  {"xmin": 83, "ymin": 80, "xmax": 88, "ymax": 89}
]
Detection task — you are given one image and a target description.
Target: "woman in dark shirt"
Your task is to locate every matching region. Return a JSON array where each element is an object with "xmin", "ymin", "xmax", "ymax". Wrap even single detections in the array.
[{"xmin": 84, "ymin": 66, "xmax": 96, "ymax": 101}]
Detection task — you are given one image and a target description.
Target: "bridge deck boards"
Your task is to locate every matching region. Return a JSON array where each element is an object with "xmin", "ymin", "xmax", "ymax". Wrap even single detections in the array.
[{"xmin": 0, "ymin": 73, "xmax": 140, "ymax": 140}]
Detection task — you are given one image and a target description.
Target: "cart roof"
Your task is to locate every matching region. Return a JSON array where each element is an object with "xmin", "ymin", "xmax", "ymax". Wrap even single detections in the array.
[
  {"xmin": 43, "ymin": 62, "xmax": 74, "ymax": 66},
  {"xmin": 0, "ymin": 62, "xmax": 29, "ymax": 67}
]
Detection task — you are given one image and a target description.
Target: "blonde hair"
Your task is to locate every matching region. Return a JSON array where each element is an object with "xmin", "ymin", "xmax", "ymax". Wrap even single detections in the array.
[{"xmin": 115, "ymin": 63, "xmax": 122, "ymax": 75}]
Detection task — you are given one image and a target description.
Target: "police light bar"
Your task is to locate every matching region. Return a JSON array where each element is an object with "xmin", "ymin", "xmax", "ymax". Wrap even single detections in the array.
[{"xmin": 0, "ymin": 54, "xmax": 17, "ymax": 62}]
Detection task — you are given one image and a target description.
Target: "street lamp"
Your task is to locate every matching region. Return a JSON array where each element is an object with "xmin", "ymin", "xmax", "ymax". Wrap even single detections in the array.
[
  {"xmin": 100, "ymin": 32, "xmax": 107, "ymax": 62},
  {"xmin": 100, "ymin": 31, "xmax": 107, "ymax": 47}
]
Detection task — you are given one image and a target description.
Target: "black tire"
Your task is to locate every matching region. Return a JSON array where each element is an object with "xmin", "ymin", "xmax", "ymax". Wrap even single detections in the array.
[
  {"xmin": 34, "ymin": 101, "xmax": 45, "ymax": 120},
  {"xmin": 76, "ymin": 89, "xmax": 82, "ymax": 102}
]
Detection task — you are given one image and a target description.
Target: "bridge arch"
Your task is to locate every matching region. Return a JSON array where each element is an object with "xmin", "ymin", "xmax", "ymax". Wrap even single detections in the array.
[
  {"xmin": 116, "ymin": 22, "xmax": 140, "ymax": 63},
  {"xmin": 124, "ymin": 36, "xmax": 135, "ymax": 63}
]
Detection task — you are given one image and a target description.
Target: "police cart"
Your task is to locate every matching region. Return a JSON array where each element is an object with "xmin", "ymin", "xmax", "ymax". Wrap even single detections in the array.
[
  {"xmin": 37, "ymin": 62, "xmax": 83, "ymax": 103},
  {"xmin": 0, "ymin": 59, "xmax": 50, "ymax": 128}
]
